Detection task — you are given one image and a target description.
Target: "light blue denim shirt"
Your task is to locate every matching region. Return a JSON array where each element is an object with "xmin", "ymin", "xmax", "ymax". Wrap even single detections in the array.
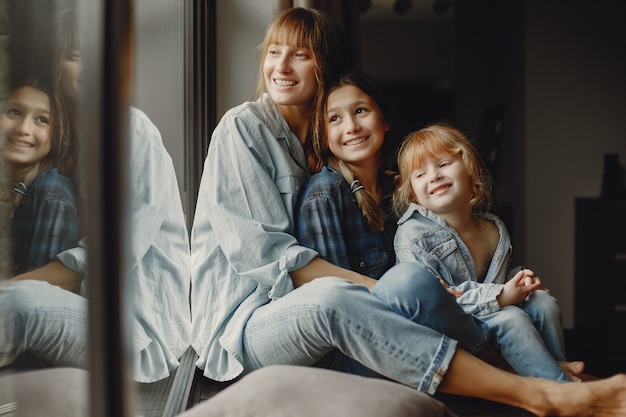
[
  {"xmin": 191, "ymin": 93, "xmax": 318, "ymax": 381},
  {"xmin": 55, "ymin": 107, "xmax": 192, "ymax": 383},
  {"xmin": 126, "ymin": 107, "xmax": 191, "ymax": 382},
  {"xmin": 394, "ymin": 203, "xmax": 512, "ymax": 316}
]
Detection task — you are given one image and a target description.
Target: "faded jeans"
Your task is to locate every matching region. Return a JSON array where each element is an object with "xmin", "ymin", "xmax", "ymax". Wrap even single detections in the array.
[
  {"xmin": 0, "ymin": 280, "xmax": 87, "ymax": 369},
  {"xmin": 481, "ymin": 290, "xmax": 569, "ymax": 381},
  {"xmin": 372, "ymin": 263, "xmax": 570, "ymax": 382},
  {"xmin": 241, "ymin": 267, "xmax": 459, "ymax": 395}
]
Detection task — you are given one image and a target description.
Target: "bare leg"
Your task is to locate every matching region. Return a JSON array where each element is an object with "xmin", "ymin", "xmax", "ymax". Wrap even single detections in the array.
[{"xmin": 438, "ymin": 349, "xmax": 626, "ymax": 417}]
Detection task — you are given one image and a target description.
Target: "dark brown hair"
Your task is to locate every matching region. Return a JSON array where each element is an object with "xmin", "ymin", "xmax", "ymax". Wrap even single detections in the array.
[{"xmin": 314, "ymin": 70, "xmax": 398, "ymax": 230}]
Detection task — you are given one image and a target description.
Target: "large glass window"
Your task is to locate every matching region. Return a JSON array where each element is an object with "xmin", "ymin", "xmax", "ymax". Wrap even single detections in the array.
[{"xmin": 0, "ymin": 0, "xmax": 210, "ymax": 415}]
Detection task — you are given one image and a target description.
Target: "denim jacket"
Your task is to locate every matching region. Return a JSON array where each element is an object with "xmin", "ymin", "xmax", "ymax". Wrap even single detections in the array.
[
  {"xmin": 394, "ymin": 203, "xmax": 513, "ymax": 316},
  {"xmin": 11, "ymin": 166, "xmax": 79, "ymax": 275},
  {"xmin": 53, "ymin": 108, "xmax": 192, "ymax": 383},
  {"xmin": 296, "ymin": 164, "xmax": 396, "ymax": 279},
  {"xmin": 191, "ymin": 93, "xmax": 318, "ymax": 381}
]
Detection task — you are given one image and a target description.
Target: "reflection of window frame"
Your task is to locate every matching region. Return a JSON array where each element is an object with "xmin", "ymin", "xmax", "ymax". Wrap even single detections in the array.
[
  {"xmin": 84, "ymin": 0, "xmax": 216, "ymax": 415},
  {"xmin": 185, "ymin": 0, "xmax": 217, "ymax": 231},
  {"xmin": 81, "ymin": 0, "xmax": 135, "ymax": 415}
]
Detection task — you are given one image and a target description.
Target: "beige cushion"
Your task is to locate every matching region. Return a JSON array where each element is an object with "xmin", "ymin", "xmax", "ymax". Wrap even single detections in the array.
[
  {"xmin": 180, "ymin": 365, "xmax": 457, "ymax": 417},
  {"xmin": 0, "ymin": 368, "xmax": 88, "ymax": 417}
]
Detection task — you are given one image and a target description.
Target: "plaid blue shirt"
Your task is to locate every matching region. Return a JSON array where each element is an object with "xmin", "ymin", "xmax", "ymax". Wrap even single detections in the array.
[
  {"xmin": 11, "ymin": 167, "xmax": 79, "ymax": 275},
  {"xmin": 295, "ymin": 164, "xmax": 397, "ymax": 279}
]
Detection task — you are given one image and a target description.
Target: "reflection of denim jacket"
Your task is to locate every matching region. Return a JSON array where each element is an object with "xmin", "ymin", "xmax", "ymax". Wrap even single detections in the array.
[
  {"xmin": 54, "ymin": 108, "xmax": 192, "ymax": 383},
  {"xmin": 296, "ymin": 164, "xmax": 396, "ymax": 279},
  {"xmin": 394, "ymin": 203, "xmax": 513, "ymax": 316},
  {"xmin": 11, "ymin": 167, "xmax": 79, "ymax": 275}
]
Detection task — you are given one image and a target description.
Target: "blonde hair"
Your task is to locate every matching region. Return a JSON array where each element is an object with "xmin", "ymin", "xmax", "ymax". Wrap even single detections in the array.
[
  {"xmin": 255, "ymin": 7, "xmax": 347, "ymax": 172},
  {"xmin": 393, "ymin": 124, "xmax": 493, "ymax": 217}
]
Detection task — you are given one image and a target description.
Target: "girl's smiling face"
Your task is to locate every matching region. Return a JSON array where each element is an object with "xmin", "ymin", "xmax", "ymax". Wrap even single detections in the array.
[
  {"xmin": 325, "ymin": 84, "xmax": 388, "ymax": 168},
  {"xmin": 409, "ymin": 152, "xmax": 474, "ymax": 216},
  {"xmin": 1, "ymin": 86, "xmax": 53, "ymax": 172}
]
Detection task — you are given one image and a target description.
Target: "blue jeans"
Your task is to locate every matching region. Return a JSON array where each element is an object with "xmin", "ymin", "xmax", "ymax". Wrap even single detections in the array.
[
  {"xmin": 0, "ymin": 280, "xmax": 87, "ymax": 369},
  {"xmin": 482, "ymin": 290, "xmax": 569, "ymax": 381},
  {"xmin": 240, "ymin": 273, "xmax": 457, "ymax": 395},
  {"xmin": 372, "ymin": 263, "xmax": 490, "ymax": 355},
  {"xmin": 372, "ymin": 263, "xmax": 570, "ymax": 382}
]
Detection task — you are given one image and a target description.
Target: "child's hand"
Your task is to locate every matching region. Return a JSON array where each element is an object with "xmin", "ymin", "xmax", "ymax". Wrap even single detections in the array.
[
  {"xmin": 520, "ymin": 269, "xmax": 549, "ymax": 291},
  {"xmin": 439, "ymin": 278, "xmax": 464, "ymax": 297},
  {"xmin": 497, "ymin": 269, "xmax": 544, "ymax": 307}
]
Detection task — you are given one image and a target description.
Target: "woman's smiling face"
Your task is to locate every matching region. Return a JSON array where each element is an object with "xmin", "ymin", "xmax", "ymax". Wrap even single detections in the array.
[{"xmin": 263, "ymin": 44, "xmax": 318, "ymax": 109}]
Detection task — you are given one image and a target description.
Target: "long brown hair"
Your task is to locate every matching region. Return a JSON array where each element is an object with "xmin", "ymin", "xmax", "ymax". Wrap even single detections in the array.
[
  {"xmin": 4, "ymin": 78, "xmax": 57, "ymax": 210},
  {"xmin": 255, "ymin": 7, "xmax": 347, "ymax": 172},
  {"xmin": 314, "ymin": 70, "xmax": 398, "ymax": 231},
  {"xmin": 33, "ymin": 7, "xmax": 79, "ymax": 180}
]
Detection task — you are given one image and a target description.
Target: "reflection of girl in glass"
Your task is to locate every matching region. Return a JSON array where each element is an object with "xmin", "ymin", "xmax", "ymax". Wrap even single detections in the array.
[{"xmin": 1, "ymin": 78, "xmax": 79, "ymax": 275}]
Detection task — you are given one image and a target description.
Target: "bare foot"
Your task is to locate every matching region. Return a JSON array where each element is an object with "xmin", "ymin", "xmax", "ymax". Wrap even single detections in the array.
[
  {"xmin": 558, "ymin": 360, "xmax": 586, "ymax": 382},
  {"xmin": 528, "ymin": 374, "xmax": 626, "ymax": 417}
]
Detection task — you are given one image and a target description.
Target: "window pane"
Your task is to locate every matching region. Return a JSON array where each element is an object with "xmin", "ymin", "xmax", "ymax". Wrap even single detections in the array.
[{"xmin": 1, "ymin": 0, "xmax": 89, "ymax": 413}]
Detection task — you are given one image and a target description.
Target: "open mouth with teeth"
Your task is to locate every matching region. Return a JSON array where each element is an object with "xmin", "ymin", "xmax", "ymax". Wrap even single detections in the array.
[
  {"xmin": 8, "ymin": 138, "xmax": 34, "ymax": 148},
  {"xmin": 430, "ymin": 183, "xmax": 451, "ymax": 195},
  {"xmin": 344, "ymin": 137, "xmax": 367, "ymax": 146},
  {"xmin": 274, "ymin": 79, "xmax": 296, "ymax": 87}
]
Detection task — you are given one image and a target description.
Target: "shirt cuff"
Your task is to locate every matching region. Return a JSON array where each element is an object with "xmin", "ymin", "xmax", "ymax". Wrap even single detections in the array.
[
  {"xmin": 56, "ymin": 237, "xmax": 88, "ymax": 273},
  {"xmin": 268, "ymin": 245, "xmax": 318, "ymax": 299},
  {"xmin": 478, "ymin": 284, "xmax": 504, "ymax": 315}
]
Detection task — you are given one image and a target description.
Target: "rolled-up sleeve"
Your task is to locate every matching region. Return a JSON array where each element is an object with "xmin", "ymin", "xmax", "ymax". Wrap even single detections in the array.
[
  {"xmin": 202, "ymin": 105, "xmax": 316, "ymax": 299},
  {"xmin": 57, "ymin": 237, "xmax": 88, "ymax": 273},
  {"xmin": 453, "ymin": 281, "xmax": 504, "ymax": 316}
]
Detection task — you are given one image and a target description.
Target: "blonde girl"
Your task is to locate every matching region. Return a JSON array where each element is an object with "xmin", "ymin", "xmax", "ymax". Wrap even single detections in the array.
[{"xmin": 391, "ymin": 124, "xmax": 583, "ymax": 382}]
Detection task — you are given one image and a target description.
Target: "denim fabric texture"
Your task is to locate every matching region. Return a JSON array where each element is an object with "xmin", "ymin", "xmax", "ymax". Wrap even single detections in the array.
[
  {"xmin": 295, "ymin": 164, "xmax": 397, "ymax": 279},
  {"xmin": 372, "ymin": 263, "xmax": 490, "ymax": 356},
  {"xmin": 191, "ymin": 93, "xmax": 318, "ymax": 381},
  {"xmin": 11, "ymin": 167, "xmax": 79, "ymax": 275},
  {"xmin": 125, "ymin": 107, "xmax": 191, "ymax": 382},
  {"xmin": 0, "ymin": 280, "xmax": 87, "ymax": 369},
  {"xmin": 241, "ymin": 275, "xmax": 457, "ymax": 395},
  {"xmin": 190, "ymin": 94, "xmax": 457, "ymax": 392},
  {"xmin": 0, "ymin": 108, "xmax": 192, "ymax": 383},
  {"xmin": 393, "ymin": 202, "xmax": 570, "ymax": 381}
]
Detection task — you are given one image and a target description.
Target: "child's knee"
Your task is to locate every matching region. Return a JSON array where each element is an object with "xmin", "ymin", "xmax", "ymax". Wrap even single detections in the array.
[{"xmin": 526, "ymin": 290, "xmax": 561, "ymax": 319}]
